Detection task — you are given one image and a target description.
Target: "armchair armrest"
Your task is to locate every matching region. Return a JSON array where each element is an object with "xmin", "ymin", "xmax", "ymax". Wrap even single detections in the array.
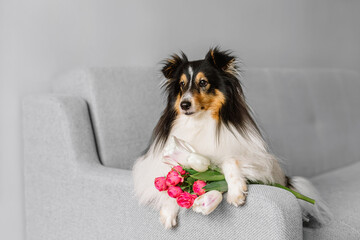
[{"xmin": 23, "ymin": 95, "xmax": 303, "ymax": 240}]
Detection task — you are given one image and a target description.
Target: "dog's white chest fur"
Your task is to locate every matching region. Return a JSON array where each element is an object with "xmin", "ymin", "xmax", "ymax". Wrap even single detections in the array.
[
  {"xmin": 170, "ymin": 111, "xmax": 249, "ymax": 165},
  {"xmin": 133, "ymin": 111, "xmax": 285, "ymax": 211}
]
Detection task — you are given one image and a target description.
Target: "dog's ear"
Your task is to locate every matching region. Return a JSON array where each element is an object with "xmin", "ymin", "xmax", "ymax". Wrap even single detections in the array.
[
  {"xmin": 162, "ymin": 52, "xmax": 188, "ymax": 79},
  {"xmin": 205, "ymin": 47, "xmax": 238, "ymax": 77}
]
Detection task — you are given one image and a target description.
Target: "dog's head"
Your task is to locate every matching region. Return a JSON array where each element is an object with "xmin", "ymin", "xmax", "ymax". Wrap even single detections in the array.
[
  {"xmin": 161, "ymin": 47, "xmax": 240, "ymax": 120},
  {"xmin": 151, "ymin": 47, "xmax": 258, "ymax": 148}
]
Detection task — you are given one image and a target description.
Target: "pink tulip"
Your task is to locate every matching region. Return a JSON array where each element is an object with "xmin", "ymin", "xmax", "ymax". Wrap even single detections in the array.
[
  {"xmin": 172, "ymin": 165, "xmax": 186, "ymax": 175},
  {"xmin": 193, "ymin": 180, "xmax": 207, "ymax": 196},
  {"xmin": 176, "ymin": 192, "xmax": 197, "ymax": 209},
  {"xmin": 165, "ymin": 170, "xmax": 184, "ymax": 186},
  {"xmin": 154, "ymin": 177, "xmax": 168, "ymax": 191},
  {"xmin": 167, "ymin": 186, "xmax": 183, "ymax": 198}
]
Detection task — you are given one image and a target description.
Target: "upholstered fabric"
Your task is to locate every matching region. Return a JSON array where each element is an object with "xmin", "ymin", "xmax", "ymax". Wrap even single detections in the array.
[
  {"xmin": 24, "ymin": 68, "xmax": 360, "ymax": 239},
  {"xmin": 54, "ymin": 68, "xmax": 360, "ymax": 178},
  {"xmin": 302, "ymin": 161, "xmax": 360, "ymax": 239},
  {"xmin": 244, "ymin": 69, "xmax": 360, "ymax": 177},
  {"xmin": 53, "ymin": 67, "xmax": 165, "ymax": 169},
  {"xmin": 23, "ymin": 96, "xmax": 303, "ymax": 240}
]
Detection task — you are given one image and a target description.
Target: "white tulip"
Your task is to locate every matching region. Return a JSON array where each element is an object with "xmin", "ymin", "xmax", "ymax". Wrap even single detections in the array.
[
  {"xmin": 187, "ymin": 152, "xmax": 210, "ymax": 172},
  {"xmin": 192, "ymin": 190, "xmax": 223, "ymax": 215},
  {"xmin": 163, "ymin": 136, "xmax": 195, "ymax": 167}
]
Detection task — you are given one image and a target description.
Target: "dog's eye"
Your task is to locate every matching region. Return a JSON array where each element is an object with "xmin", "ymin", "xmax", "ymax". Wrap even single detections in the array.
[
  {"xmin": 180, "ymin": 81, "xmax": 185, "ymax": 88},
  {"xmin": 199, "ymin": 79, "xmax": 208, "ymax": 87}
]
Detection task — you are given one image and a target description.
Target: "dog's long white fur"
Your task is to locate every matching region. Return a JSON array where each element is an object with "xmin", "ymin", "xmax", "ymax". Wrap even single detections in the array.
[
  {"xmin": 133, "ymin": 110, "xmax": 331, "ymax": 228},
  {"xmin": 133, "ymin": 110, "xmax": 285, "ymax": 226},
  {"xmin": 290, "ymin": 176, "xmax": 333, "ymax": 226}
]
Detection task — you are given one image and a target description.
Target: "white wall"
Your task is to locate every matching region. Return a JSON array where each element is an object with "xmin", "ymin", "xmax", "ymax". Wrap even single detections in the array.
[{"xmin": 1, "ymin": 0, "xmax": 359, "ymax": 239}]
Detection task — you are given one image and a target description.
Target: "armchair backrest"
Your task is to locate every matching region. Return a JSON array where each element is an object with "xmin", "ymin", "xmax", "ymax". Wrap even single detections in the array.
[
  {"xmin": 54, "ymin": 67, "xmax": 360, "ymax": 177},
  {"xmin": 244, "ymin": 69, "xmax": 360, "ymax": 177},
  {"xmin": 54, "ymin": 67, "xmax": 164, "ymax": 169}
]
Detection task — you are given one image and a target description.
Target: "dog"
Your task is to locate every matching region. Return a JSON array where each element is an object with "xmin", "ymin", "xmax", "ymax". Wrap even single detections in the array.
[{"xmin": 133, "ymin": 47, "xmax": 331, "ymax": 229}]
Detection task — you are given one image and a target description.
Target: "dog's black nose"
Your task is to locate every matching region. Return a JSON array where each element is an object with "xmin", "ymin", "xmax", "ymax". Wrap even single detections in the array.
[{"xmin": 180, "ymin": 101, "xmax": 191, "ymax": 110}]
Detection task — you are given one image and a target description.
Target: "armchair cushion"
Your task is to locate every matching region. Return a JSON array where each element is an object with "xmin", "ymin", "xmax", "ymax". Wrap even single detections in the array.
[
  {"xmin": 303, "ymin": 161, "xmax": 360, "ymax": 239},
  {"xmin": 23, "ymin": 95, "xmax": 303, "ymax": 240}
]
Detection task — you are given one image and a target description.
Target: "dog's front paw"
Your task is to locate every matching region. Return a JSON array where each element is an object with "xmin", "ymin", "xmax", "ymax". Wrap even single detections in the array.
[
  {"xmin": 159, "ymin": 203, "xmax": 178, "ymax": 229},
  {"xmin": 159, "ymin": 209, "xmax": 177, "ymax": 229},
  {"xmin": 227, "ymin": 183, "xmax": 248, "ymax": 207}
]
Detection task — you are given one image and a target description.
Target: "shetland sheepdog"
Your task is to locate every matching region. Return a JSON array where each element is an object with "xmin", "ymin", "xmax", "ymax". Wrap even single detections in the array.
[{"xmin": 133, "ymin": 47, "xmax": 331, "ymax": 229}]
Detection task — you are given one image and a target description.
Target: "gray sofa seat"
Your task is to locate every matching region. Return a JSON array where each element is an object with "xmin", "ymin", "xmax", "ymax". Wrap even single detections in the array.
[
  {"xmin": 24, "ymin": 67, "xmax": 360, "ymax": 239},
  {"xmin": 304, "ymin": 161, "xmax": 360, "ymax": 239},
  {"xmin": 23, "ymin": 95, "xmax": 303, "ymax": 240}
]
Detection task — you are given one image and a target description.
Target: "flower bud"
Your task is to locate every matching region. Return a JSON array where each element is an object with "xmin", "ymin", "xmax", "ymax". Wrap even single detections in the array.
[
  {"xmin": 193, "ymin": 180, "xmax": 206, "ymax": 195},
  {"xmin": 176, "ymin": 192, "xmax": 197, "ymax": 209},
  {"xmin": 172, "ymin": 165, "xmax": 186, "ymax": 175},
  {"xmin": 163, "ymin": 136, "xmax": 195, "ymax": 167},
  {"xmin": 187, "ymin": 153, "xmax": 210, "ymax": 172},
  {"xmin": 192, "ymin": 190, "xmax": 223, "ymax": 215},
  {"xmin": 154, "ymin": 177, "xmax": 168, "ymax": 191},
  {"xmin": 165, "ymin": 170, "xmax": 184, "ymax": 186},
  {"xmin": 167, "ymin": 186, "xmax": 183, "ymax": 198}
]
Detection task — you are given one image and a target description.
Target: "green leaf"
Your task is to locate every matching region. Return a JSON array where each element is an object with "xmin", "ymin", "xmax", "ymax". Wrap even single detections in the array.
[
  {"xmin": 204, "ymin": 180, "xmax": 228, "ymax": 192},
  {"xmin": 190, "ymin": 170, "xmax": 225, "ymax": 181},
  {"xmin": 185, "ymin": 177, "xmax": 196, "ymax": 185},
  {"xmin": 209, "ymin": 165, "xmax": 223, "ymax": 173},
  {"xmin": 246, "ymin": 180, "xmax": 265, "ymax": 185},
  {"xmin": 180, "ymin": 185, "xmax": 191, "ymax": 192},
  {"xmin": 182, "ymin": 167, "xmax": 198, "ymax": 175}
]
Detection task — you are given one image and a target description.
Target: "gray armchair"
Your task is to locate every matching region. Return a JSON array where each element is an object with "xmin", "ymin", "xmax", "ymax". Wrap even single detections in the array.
[{"xmin": 23, "ymin": 68, "xmax": 360, "ymax": 239}]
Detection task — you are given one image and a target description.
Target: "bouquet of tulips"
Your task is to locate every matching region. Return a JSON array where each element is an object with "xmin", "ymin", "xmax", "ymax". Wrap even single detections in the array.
[
  {"xmin": 155, "ymin": 164, "xmax": 226, "ymax": 214},
  {"xmin": 154, "ymin": 136, "xmax": 314, "ymax": 215}
]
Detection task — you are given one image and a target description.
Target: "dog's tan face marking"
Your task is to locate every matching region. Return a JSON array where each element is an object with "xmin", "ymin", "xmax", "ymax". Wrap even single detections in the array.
[
  {"xmin": 210, "ymin": 50, "xmax": 216, "ymax": 65},
  {"xmin": 193, "ymin": 89, "xmax": 225, "ymax": 121},
  {"xmin": 179, "ymin": 73, "xmax": 188, "ymax": 91},
  {"xmin": 175, "ymin": 71, "xmax": 226, "ymax": 120},
  {"xmin": 195, "ymin": 72, "xmax": 210, "ymax": 91},
  {"xmin": 174, "ymin": 94, "xmax": 182, "ymax": 114}
]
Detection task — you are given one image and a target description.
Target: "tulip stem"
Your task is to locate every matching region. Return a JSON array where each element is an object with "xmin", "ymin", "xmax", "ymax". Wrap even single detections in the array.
[
  {"xmin": 182, "ymin": 166, "xmax": 315, "ymax": 204},
  {"xmin": 247, "ymin": 181, "xmax": 315, "ymax": 204},
  {"xmin": 271, "ymin": 183, "xmax": 315, "ymax": 204}
]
